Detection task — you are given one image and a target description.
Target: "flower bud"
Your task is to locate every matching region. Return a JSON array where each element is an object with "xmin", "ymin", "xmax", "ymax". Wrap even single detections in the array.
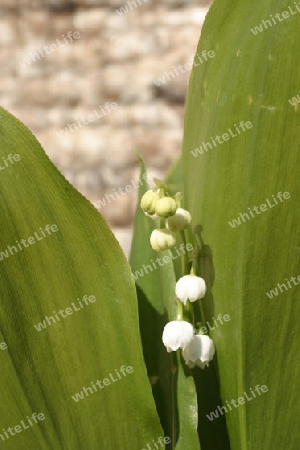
[
  {"xmin": 150, "ymin": 228, "xmax": 176, "ymax": 251},
  {"xmin": 140, "ymin": 190, "xmax": 160, "ymax": 215},
  {"xmin": 175, "ymin": 274, "xmax": 206, "ymax": 304},
  {"xmin": 162, "ymin": 320, "xmax": 194, "ymax": 352},
  {"xmin": 155, "ymin": 196, "xmax": 177, "ymax": 218},
  {"xmin": 166, "ymin": 208, "xmax": 191, "ymax": 232},
  {"xmin": 182, "ymin": 334, "xmax": 215, "ymax": 369}
]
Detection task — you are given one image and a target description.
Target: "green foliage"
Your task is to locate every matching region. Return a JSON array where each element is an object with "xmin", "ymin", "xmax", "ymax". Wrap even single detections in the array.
[
  {"xmin": 2, "ymin": 0, "xmax": 299, "ymax": 448},
  {"xmin": 182, "ymin": 0, "xmax": 300, "ymax": 448},
  {"xmin": 0, "ymin": 108, "xmax": 162, "ymax": 449}
]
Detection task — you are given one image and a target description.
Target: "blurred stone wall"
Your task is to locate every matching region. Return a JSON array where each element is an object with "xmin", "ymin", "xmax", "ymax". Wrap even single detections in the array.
[{"xmin": 0, "ymin": 0, "xmax": 211, "ymax": 254}]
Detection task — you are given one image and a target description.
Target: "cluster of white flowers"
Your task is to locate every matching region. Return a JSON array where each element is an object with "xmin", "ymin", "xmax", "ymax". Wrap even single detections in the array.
[
  {"xmin": 163, "ymin": 322, "xmax": 215, "ymax": 369},
  {"xmin": 162, "ymin": 275, "xmax": 215, "ymax": 369},
  {"xmin": 140, "ymin": 181, "xmax": 215, "ymax": 370},
  {"xmin": 140, "ymin": 188, "xmax": 191, "ymax": 252}
]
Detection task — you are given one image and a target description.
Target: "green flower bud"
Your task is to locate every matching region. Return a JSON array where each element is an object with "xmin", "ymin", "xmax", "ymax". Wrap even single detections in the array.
[
  {"xmin": 140, "ymin": 190, "xmax": 160, "ymax": 215},
  {"xmin": 166, "ymin": 208, "xmax": 191, "ymax": 231},
  {"xmin": 155, "ymin": 197, "xmax": 177, "ymax": 218},
  {"xmin": 150, "ymin": 228, "xmax": 176, "ymax": 251}
]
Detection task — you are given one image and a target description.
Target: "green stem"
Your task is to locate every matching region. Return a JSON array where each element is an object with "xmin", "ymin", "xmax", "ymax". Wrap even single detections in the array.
[
  {"xmin": 183, "ymin": 300, "xmax": 193, "ymax": 324},
  {"xmin": 171, "ymin": 351, "xmax": 178, "ymax": 449},
  {"xmin": 176, "ymin": 301, "xmax": 183, "ymax": 320},
  {"xmin": 180, "ymin": 230, "xmax": 189, "ymax": 275},
  {"xmin": 190, "ymin": 247, "xmax": 199, "ymax": 276},
  {"xmin": 199, "ymin": 300, "xmax": 206, "ymax": 330}
]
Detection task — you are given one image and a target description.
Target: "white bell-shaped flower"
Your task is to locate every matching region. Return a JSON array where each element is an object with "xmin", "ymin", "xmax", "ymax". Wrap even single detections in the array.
[
  {"xmin": 182, "ymin": 334, "xmax": 215, "ymax": 369},
  {"xmin": 150, "ymin": 228, "xmax": 176, "ymax": 251},
  {"xmin": 166, "ymin": 208, "xmax": 191, "ymax": 232},
  {"xmin": 175, "ymin": 274, "xmax": 206, "ymax": 304},
  {"xmin": 162, "ymin": 320, "xmax": 194, "ymax": 352}
]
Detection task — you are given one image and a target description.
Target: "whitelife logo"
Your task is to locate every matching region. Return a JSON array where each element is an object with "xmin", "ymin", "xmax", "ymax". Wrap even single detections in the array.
[
  {"xmin": 288, "ymin": 89, "xmax": 300, "ymax": 107},
  {"xmin": 0, "ymin": 412, "xmax": 45, "ymax": 443},
  {"xmin": 71, "ymin": 365, "xmax": 134, "ymax": 402},
  {"xmin": 33, "ymin": 295, "xmax": 97, "ymax": 332},
  {"xmin": 0, "ymin": 342, "xmax": 7, "ymax": 351},
  {"xmin": 266, "ymin": 274, "xmax": 300, "ymax": 299},
  {"xmin": 191, "ymin": 121, "xmax": 253, "ymax": 157},
  {"xmin": 153, "ymin": 50, "xmax": 215, "ymax": 87},
  {"xmin": 116, "ymin": 0, "xmax": 149, "ymax": 16},
  {"xmin": 19, "ymin": 31, "xmax": 80, "ymax": 67},
  {"xmin": 93, "ymin": 172, "xmax": 148, "ymax": 211},
  {"xmin": 0, "ymin": 224, "xmax": 58, "ymax": 262},
  {"xmin": 198, "ymin": 313, "xmax": 231, "ymax": 334},
  {"xmin": 56, "ymin": 102, "xmax": 118, "ymax": 138},
  {"xmin": 132, "ymin": 243, "xmax": 193, "ymax": 281},
  {"xmin": 206, "ymin": 385, "xmax": 268, "ymax": 421},
  {"xmin": 141, "ymin": 435, "xmax": 171, "ymax": 450},
  {"xmin": 228, "ymin": 191, "xmax": 290, "ymax": 228},
  {"xmin": 0, "ymin": 153, "xmax": 21, "ymax": 172},
  {"xmin": 250, "ymin": 2, "xmax": 300, "ymax": 35}
]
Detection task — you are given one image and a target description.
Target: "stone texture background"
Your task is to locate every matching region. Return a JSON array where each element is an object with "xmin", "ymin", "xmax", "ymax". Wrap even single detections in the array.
[{"xmin": 0, "ymin": 0, "xmax": 211, "ymax": 255}]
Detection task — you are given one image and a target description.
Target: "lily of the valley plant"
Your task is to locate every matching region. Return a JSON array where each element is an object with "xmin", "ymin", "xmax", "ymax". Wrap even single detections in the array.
[{"xmin": 140, "ymin": 182, "xmax": 215, "ymax": 370}]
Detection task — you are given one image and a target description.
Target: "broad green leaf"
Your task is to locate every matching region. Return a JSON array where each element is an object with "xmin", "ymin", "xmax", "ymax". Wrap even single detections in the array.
[
  {"xmin": 182, "ymin": 0, "xmax": 300, "ymax": 448},
  {"xmin": 0, "ymin": 107, "xmax": 162, "ymax": 449}
]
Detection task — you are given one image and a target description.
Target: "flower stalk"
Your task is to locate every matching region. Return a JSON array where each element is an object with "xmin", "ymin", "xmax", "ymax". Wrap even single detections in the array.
[{"xmin": 140, "ymin": 181, "xmax": 216, "ymax": 370}]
